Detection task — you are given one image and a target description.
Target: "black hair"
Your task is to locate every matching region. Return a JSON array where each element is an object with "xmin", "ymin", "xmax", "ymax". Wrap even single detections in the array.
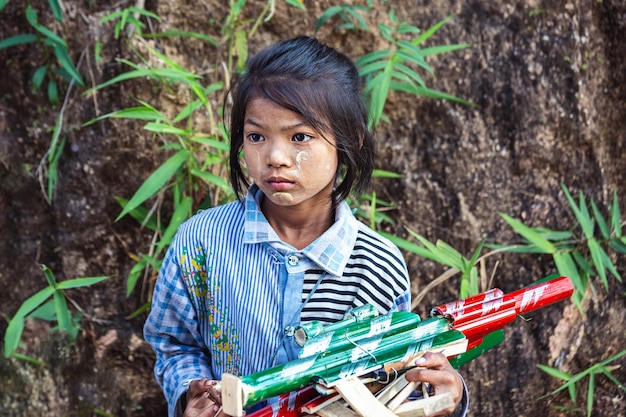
[{"xmin": 227, "ymin": 36, "xmax": 375, "ymax": 204}]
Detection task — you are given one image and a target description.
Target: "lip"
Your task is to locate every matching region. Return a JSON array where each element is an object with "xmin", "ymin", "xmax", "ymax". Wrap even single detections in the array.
[{"xmin": 265, "ymin": 176, "xmax": 295, "ymax": 191}]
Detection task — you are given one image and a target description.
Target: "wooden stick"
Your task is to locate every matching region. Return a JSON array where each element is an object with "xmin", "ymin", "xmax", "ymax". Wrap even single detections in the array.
[
  {"xmin": 393, "ymin": 393, "xmax": 454, "ymax": 417},
  {"xmin": 333, "ymin": 377, "xmax": 397, "ymax": 417},
  {"xmin": 222, "ymin": 373, "xmax": 244, "ymax": 417}
]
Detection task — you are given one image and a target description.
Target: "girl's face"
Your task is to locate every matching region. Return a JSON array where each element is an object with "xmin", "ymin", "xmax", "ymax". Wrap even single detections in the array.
[{"xmin": 243, "ymin": 96, "xmax": 339, "ymax": 210}]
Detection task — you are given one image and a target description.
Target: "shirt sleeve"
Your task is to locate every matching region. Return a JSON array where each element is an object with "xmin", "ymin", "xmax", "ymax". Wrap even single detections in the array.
[{"xmin": 143, "ymin": 245, "xmax": 214, "ymax": 417}]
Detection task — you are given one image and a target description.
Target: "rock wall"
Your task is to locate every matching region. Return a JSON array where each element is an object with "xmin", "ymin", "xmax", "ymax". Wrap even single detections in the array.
[{"xmin": 0, "ymin": 0, "xmax": 624, "ymax": 416}]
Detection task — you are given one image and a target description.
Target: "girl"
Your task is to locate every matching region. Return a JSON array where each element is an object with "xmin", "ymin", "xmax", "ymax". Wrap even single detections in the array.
[{"xmin": 144, "ymin": 36, "xmax": 467, "ymax": 417}]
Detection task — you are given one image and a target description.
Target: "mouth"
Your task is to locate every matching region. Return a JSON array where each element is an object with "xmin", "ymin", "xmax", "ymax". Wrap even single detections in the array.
[{"xmin": 266, "ymin": 176, "xmax": 295, "ymax": 191}]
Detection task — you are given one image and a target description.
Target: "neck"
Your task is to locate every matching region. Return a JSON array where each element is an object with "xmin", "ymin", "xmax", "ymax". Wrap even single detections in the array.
[{"xmin": 261, "ymin": 198, "xmax": 335, "ymax": 250}]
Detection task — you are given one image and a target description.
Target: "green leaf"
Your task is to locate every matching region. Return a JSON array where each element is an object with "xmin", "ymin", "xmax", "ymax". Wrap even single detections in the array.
[
  {"xmin": 32, "ymin": 65, "xmax": 48, "ymax": 93},
  {"xmin": 27, "ymin": 300, "xmax": 57, "ymax": 321},
  {"xmin": 190, "ymin": 136, "xmax": 230, "ymax": 151},
  {"xmin": 356, "ymin": 50, "xmax": 390, "ymax": 68},
  {"xmin": 47, "ymin": 78, "xmax": 58, "ymax": 105},
  {"xmin": 126, "ymin": 301, "xmax": 152, "ymax": 319},
  {"xmin": 381, "ymin": 232, "xmax": 444, "ymax": 263},
  {"xmin": 10, "ymin": 352, "xmax": 46, "ymax": 366},
  {"xmin": 534, "ymin": 227, "xmax": 573, "ymax": 242},
  {"xmin": 586, "ymin": 372, "xmax": 594, "ymax": 417},
  {"xmin": 83, "ymin": 105, "xmax": 167, "ymax": 126},
  {"xmin": 115, "ymin": 196, "xmax": 159, "ymax": 231},
  {"xmin": 435, "ymin": 240, "xmax": 465, "ymax": 270},
  {"xmin": 41, "ymin": 264, "xmax": 57, "ymax": 288},
  {"xmin": 561, "ymin": 184, "xmax": 594, "ymax": 239},
  {"xmin": 156, "ymin": 196, "xmax": 193, "ymax": 254},
  {"xmin": 191, "ymin": 169, "xmax": 233, "ymax": 193},
  {"xmin": 610, "ymin": 190, "xmax": 622, "ymax": 238},
  {"xmin": 48, "ymin": 0, "xmax": 63, "ymax": 21},
  {"xmin": 116, "ymin": 149, "xmax": 190, "ymax": 221},
  {"xmin": 537, "ymin": 364, "xmax": 572, "ymax": 381},
  {"xmin": 421, "ymin": 43, "xmax": 471, "ymax": 57},
  {"xmin": 56, "ymin": 276, "xmax": 111, "ymax": 290},
  {"xmin": 27, "ymin": 8, "xmax": 66, "ymax": 48},
  {"xmin": 390, "ymin": 82, "xmax": 473, "ymax": 105},
  {"xmin": 553, "ymin": 251, "xmax": 584, "ymax": 305},
  {"xmin": 143, "ymin": 122, "xmax": 187, "ymax": 136},
  {"xmin": 0, "ymin": 34, "xmax": 38, "ymax": 50},
  {"xmin": 52, "ymin": 290, "xmax": 72, "ymax": 335},
  {"xmin": 285, "ymin": 0, "xmax": 306, "ymax": 10},
  {"xmin": 590, "ymin": 199, "xmax": 609, "ymax": 239},
  {"xmin": 500, "ymin": 213, "xmax": 557, "ymax": 253},
  {"xmin": 587, "ymin": 238, "xmax": 608, "ymax": 290},
  {"xmin": 146, "ymin": 30, "xmax": 218, "ymax": 47},
  {"xmin": 126, "ymin": 257, "xmax": 147, "ymax": 297},
  {"xmin": 4, "ymin": 318, "xmax": 25, "ymax": 357},
  {"xmin": 609, "ymin": 237, "xmax": 626, "ymax": 254},
  {"xmin": 52, "ymin": 43, "xmax": 84, "ymax": 86},
  {"xmin": 371, "ymin": 169, "xmax": 403, "ymax": 178},
  {"xmin": 412, "ymin": 15, "xmax": 452, "ymax": 46},
  {"xmin": 234, "ymin": 29, "xmax": 248, "ymax": 70}
]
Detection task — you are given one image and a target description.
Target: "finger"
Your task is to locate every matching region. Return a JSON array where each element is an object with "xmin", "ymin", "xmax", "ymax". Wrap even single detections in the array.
[{"xmin": 412, "ymin": 352, "xmax": 451, "ymax": 370}]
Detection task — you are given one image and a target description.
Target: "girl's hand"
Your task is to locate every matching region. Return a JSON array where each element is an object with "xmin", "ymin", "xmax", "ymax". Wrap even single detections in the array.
[
  {"xmin": 184, "ymin": 379, "xmax": 236, "ymax": 417},
  {"xmin": 403, "ymin": 352, "xmax": 464, "ymax": 417}
]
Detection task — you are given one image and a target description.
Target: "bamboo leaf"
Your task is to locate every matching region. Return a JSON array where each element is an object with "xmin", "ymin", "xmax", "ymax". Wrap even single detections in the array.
[
  {"xmin": 56, "ymin": 276, "xmax": 111, "ymax": 290},
  {"xmin": 356, "ymin": 50, "xmax": 390, "ymax": 68},
  {"xmin": 381, "ymin": 232, "xmax": 444, "ymax": 263},
  {"xmin": 147, "ymin": 30, "xmax": 218, "ymax": 47},
  {"xmin": 389, "ymin": 82, "xmax": 473, "ymax": 105},
  {"xmin": 126, "ymin": 257, "xmax": 147, "ymax": 297},
  {"xmin": 191, "ymin": 169, "xmax": 232, "ymax": 193},
  {"xmin": 435, "ymin": 240, "xmax": 465, "ymax": 270},
  {"xmin": 372, "ymin": 169, "xmax": 403, "ymax": 178},
  {"xmin": 48, "ymin": 0, "xmax": 63, "ymax": 21},
  {"xmin": 116, "ymin": 149, "xmax": 190, "ymax": 221},
  {"xmin": 156, "ymin": 196, "xmax": 193, "ymax": 254},
  {"xmin": 537, "ymin": 364, "xmax": 572, "ymax": 381},
  {"xmin": 52, "ymin": 290, "xmax": 72, "ymax": 335},
  {"xmin": 284, "ymin": 0, "xmax": 305, "ymax": 10},
  {"xmin": 190, "ymin": 135, "xmax": 230, "ymax": 151},
  {"xmin": 41, "ymin": 264, "xmax": 57, "ymax": 287},
  {"xmin": 50, "ymin": 44, "xmax": 83, "ymax": 85},
  {"xmin": 0, "ymin": 34, "xmax": 38, "ymax": 50},
  {"xmin": 4, "ymin": 318, "xmax": 25, "ymax": 358},
  {"xmin": 587, "ymin": 238, "xmax": 608, "ymax": 290},
  {"xmin": 500, "ymin": 213, "xmax": 557, "ymax": 253},
  {"xmin": 83, "ymin": 106, "xmax": 167, "ymax": 126},
  {"xmin": 610, "ymin": 190, "xmax": 622, "ymax": 238},
  {"xmin": 421, "ymin": 43, "xmax": 471, "ymax": 57},
  {"xmin": 590, "ymin": 199, "xmax": 609, "ymax": 240},
  {"xmin": 144, "ymin": 122, "xmax": 188, "ymax": 136},
  {"xmin": 586, "ymin": 372, "xmax": 594, "ymax": 417},
  {"xmin": 553, "ymin": 251, "xmax": 584, "ymax": 305},
  {"xmin": 609, "ymin": 238, "xmax": 626, "ymax": 254},
  {"xmin": 412, "ymin": 16, "xmax": 452, "ymax": 46},
  {"xmin": 115, "ymin": 196, "xmax": 159, "ymax": 231},
  {"xmin": 561, "ymin": 185, "xmax": 594, "ymax": 239},
  {"xmin": 28, "ymin": 300, "xmax": 56, "ymax": 321},
  {"xmin": 32, "ymin": 65, "xmax": 48, "ymax": 93}
]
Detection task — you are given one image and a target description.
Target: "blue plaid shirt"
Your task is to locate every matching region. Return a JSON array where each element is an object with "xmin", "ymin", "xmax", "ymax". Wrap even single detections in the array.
[{"xmin": 144, "ymin": 185, "xmax": 411, "ymax": 416}]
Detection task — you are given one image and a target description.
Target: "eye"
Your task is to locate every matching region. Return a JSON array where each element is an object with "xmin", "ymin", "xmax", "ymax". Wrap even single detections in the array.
[
  {"xmin": 247, "ymin": 133, "xmax": 264, "ymax": 143},
  {"xmin": 292, "ymin": 133, "xmax": 312, "ymax": 143}
]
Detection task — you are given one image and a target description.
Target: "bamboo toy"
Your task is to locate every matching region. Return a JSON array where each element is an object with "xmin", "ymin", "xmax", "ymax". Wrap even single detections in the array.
[{"xmin": 222, "ymin": 275, "xmax": 574, "ymax": 417}]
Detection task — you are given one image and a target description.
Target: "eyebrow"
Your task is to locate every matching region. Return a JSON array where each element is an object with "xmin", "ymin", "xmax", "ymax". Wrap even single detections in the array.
[{"xmin": 244, "ymin": 118, "xmax": 312, "ymax": 131}]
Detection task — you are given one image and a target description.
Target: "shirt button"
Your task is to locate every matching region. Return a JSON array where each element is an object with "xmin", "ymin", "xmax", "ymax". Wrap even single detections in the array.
[{"xmin": 287, "ymin": 255, "xmax": 299, "ymax": 266}]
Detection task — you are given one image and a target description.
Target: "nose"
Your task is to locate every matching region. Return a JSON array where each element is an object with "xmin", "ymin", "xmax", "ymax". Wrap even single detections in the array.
[{"xmin": 266, "ymin": 139, "xmax": 292, "ymax": 168}]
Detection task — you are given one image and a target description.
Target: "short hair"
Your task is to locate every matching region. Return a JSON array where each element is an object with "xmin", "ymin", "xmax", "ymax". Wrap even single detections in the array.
[{"xmin": 227, "ymin": 36, "xmax": 374, "ymax": 204}]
